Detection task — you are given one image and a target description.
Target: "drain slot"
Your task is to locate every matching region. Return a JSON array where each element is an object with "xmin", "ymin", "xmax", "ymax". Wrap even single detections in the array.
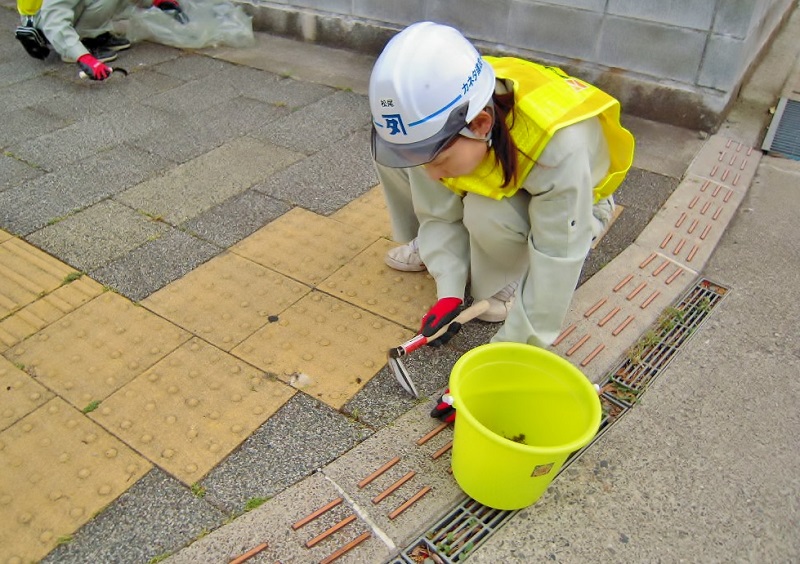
[
  {"xmin": 762, "ymin": 97, "xmax": 800, "ymax": 160},
  {"xmin": 394, "ymin": 498, "xmax": 514, "ymax": 563},
  {"xmin": 611, "ymin": 278, "xmax": 728, "ymax": 392}
]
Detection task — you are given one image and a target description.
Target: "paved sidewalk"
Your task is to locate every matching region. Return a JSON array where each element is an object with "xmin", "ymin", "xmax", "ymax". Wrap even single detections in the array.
[{"xmin": 1, "ymin": 2, "xmax": 798, "ymax": 562}]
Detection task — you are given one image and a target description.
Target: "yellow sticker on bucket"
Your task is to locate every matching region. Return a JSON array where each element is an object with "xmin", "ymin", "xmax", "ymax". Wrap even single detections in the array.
[{"xmin": 531, "ymin": 463, "xmax": 554, "ymax": 477}]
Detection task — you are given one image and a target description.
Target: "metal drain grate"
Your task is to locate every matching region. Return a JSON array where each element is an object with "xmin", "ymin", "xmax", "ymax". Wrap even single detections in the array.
[
  {"xmin": 611, "ymin": 278, "xmax": 728, "ymax": 391},
  {"xmin": 394, "ymin": 498, "xmax": 514, "ymax": 563},
  {"xmin": 762, "ymin": 97, "xmax": 800, "ymax": 160}
]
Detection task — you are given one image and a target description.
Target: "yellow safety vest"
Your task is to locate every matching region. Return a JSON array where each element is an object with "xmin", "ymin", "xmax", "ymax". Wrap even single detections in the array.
[
  {"xmin": 441, "ymin": 57, "xmax": 635, "ymax": 202},
  {"xmin": 17, "ymin": 0, "xmax": 42, "ymax": 17}
]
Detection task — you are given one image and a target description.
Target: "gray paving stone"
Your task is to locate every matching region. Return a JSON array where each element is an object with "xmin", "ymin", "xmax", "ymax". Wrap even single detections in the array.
[
  {"xmin": 129, "ymin": 95, "xmax": 290, "ymax": 164},
  {"xmin": 0, "ymin": 105, "xmax": 70, "ymax": 152},
  {"xmin": 0, "ymin": 152, "xmax": 43, "ymax": 193},
  {"xmin": 254, "ymin": 128, "xmax": 378, "ymax": 215},
  {"xmin": 90, "ymin": 229, "xmax": 221, "ymax": 301},
  {"xmin": 30, "ymin": 70, "xmax": 165, "ymax": 120},
  {"xmin": 0, "ymin": 73, "xmax": 67, "ymax": 117},
  {"xmin": 0, "ymin": 55, "xmax": 49, "ymax": 87},
  {"xmin": 150, "ymin": 51, "xmax": 233, "ymax": 81},
  {"xmin": 38, "ymin": 69, "xmax": 186, "ymax": 122},
  {"xmin": 0, "ymin": 6, "xmax": 20, "ymax": 55},
  {"xmin": 251, "ymin": 90, "xmax": 371, "ymax": 155},
  {"xmin": 200, "ymin": 392, "xmax": 373, "ymax": 514},
  {"xmin": 27, "ymin": 199, "xmax": 170, "ymax": 271},
  {"xmin": 237, "ymin": 74, "xmax": 335, "ymax": 110},
  {"xmin": 0, "ymin": 144, "xmax": 172, "ymax": 235},
  {"xmin": 117, "ymin": 136, "xmax": 304, "ymax": 225},
  {"xmin": 110, "ymin": 67, "xmax": 186, "ymax": 98},
  {"xmin": 343, "ymin": 365, "xmax": 429, "ymax": 430},
  {"xmin": 137, "ymin": 64, "xmax": 286, "ymax": 120},
  {"xmin": 141, "ymin": 70, "xmax": 241, "ymax": 116},
  {"xmin": 9, "ymin": 103, "xmax": 170, "ymax": 170},
  {"xmin": 41, "ymin": 468, "xmax": 226, "ymax": 564},
  {"xmin": 182, "ymin": 189, "xmax": 292, "ymax": 248}
]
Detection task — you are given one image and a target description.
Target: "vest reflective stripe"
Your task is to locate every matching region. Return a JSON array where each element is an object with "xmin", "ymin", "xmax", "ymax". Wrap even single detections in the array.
[{"xmin": 441, "ymin": 57, "xmax": 635, "ymax": 202}]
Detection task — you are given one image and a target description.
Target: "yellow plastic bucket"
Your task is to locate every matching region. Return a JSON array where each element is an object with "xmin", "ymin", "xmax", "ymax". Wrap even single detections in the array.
[{"xmin": 449, "ymin": 342, "xmax": 601, "ymax": 510}]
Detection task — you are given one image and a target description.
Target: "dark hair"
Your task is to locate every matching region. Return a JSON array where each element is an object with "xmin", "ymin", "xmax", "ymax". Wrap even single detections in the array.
[{"xmin": 489, "ymin": 91, "xmax": 532, "ymax": 188}]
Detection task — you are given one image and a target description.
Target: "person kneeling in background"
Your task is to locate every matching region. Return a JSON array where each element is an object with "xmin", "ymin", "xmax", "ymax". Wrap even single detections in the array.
[{"xmin": 15, "ymin": 0, "xmax": 183, "ymax": 80}]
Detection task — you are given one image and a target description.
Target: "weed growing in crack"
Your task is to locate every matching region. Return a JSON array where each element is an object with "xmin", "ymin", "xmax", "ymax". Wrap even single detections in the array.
[
  {"xmin": 190, "ymin": 483, "xmax": 206, "ymax": 498},
  {"xmin": 62, "ymin": 272, "xmax": 83, "ymax": 284},
  {"xmin": 82, "ymin": 400, "xmax": 100, "ymax": 414},
  {"xmin": 244, "ymin": 497, "xmax": 269, "ymax": 512}
]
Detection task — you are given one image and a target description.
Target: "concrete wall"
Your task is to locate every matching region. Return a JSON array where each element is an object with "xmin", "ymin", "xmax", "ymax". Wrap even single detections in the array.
[{"xmin": 238, "ymin": 0, "xmax": 797, "ymax": 131}]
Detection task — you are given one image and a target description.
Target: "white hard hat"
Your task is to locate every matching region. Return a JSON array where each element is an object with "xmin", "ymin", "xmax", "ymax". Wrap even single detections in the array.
[{"xmin": 369, "ymin": 21, "xmax": 496, "ymax": 168}]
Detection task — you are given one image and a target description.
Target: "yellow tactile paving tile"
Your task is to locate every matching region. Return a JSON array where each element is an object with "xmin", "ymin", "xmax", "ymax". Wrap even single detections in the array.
[
  {"xmin": 90, "ymin": 338, "xmax": 295, "ymax": 484},
  {"xmin": 330, "ymin": 185, "xmax": 393, "ymax": 239},
  {"xmin": 233, "ymin": 291, "xmax": 413, "ymax": 409},
  {"xmin": 143, "ymin": 252, "xmax": 310, "ymax": 351},
  {"xmin": 6, "ymin": 292, "xmax": 191, "ymax": 410},
  {"xmin": 0, "ymin": 237, "xmax": 79, "ymax": 319},
  {"xmin": 0, "ymin": 275, "xmax": 104, "ymax": 353},
  {"xmin": 0, "ymin": 398, "xmax": 151, "ymax": 564},
  {"xmin": 231, "ymin": 207, "xmax": 378, "ymax": 286},
  {"xmin": 0, "ymin": 229, "xmax": 11, "ymax": 243},
  {"xmin": 319, "ymin": 239, "xmax": 437, "ymax": 330},
  {"xmin": 0, "ymin": 355, "xmax": 53, "ymax": 432}
]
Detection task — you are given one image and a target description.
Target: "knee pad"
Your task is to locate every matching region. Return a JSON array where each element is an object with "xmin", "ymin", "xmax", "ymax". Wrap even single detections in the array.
[{"xmin": 15, "ymin": 25, "xmax": 50, "ymax": 59}]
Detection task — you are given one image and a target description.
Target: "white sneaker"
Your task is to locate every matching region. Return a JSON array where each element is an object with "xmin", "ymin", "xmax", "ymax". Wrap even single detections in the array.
[
  {"xmin": 591, "ymin": 197, "xmax": 616, "ymax": 242},
  {"xmin": 385, "ymin": 237, "xmax": 426, "ymax": 272},
  {"xmin": 477, "ymin": 281, "xmax": 519, "ymax": 322}
]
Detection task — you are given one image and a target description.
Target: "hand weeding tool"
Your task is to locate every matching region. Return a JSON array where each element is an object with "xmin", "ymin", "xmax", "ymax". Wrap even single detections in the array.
[{"xmin": 388, "ymin": 299, "xmax": 490, "ymax": 398}]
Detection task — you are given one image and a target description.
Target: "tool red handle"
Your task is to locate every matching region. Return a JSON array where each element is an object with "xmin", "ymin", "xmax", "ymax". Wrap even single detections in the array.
[{"xmin": 396, "ymin": 299, "xmax": 490, "ymax": 356}]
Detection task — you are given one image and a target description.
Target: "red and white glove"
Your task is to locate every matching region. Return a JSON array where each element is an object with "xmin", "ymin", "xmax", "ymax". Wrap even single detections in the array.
[
  {"xmin": 77, "ymin": 54, "xmax": 112, "ymax": 81},
  {"xmin": 420, "ymin": 297, "xmax": 463, "ymax": 347},
  {"xmin": 153, "ymin": 0, "xmax": 188, "ymax": 22},
  {"xmin": 152, "ymin": 0, "xmax": 180, "ymax": 9},
  {"xmin": 430, "ymin": 388, "xmax": 455, "ymax": 423}
]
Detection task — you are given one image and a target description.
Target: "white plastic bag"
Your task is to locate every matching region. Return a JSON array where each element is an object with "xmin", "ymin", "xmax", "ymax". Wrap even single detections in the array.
[{"xmin": 127, "ymin": 0, "xmax": 255, "ymax": 49}]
